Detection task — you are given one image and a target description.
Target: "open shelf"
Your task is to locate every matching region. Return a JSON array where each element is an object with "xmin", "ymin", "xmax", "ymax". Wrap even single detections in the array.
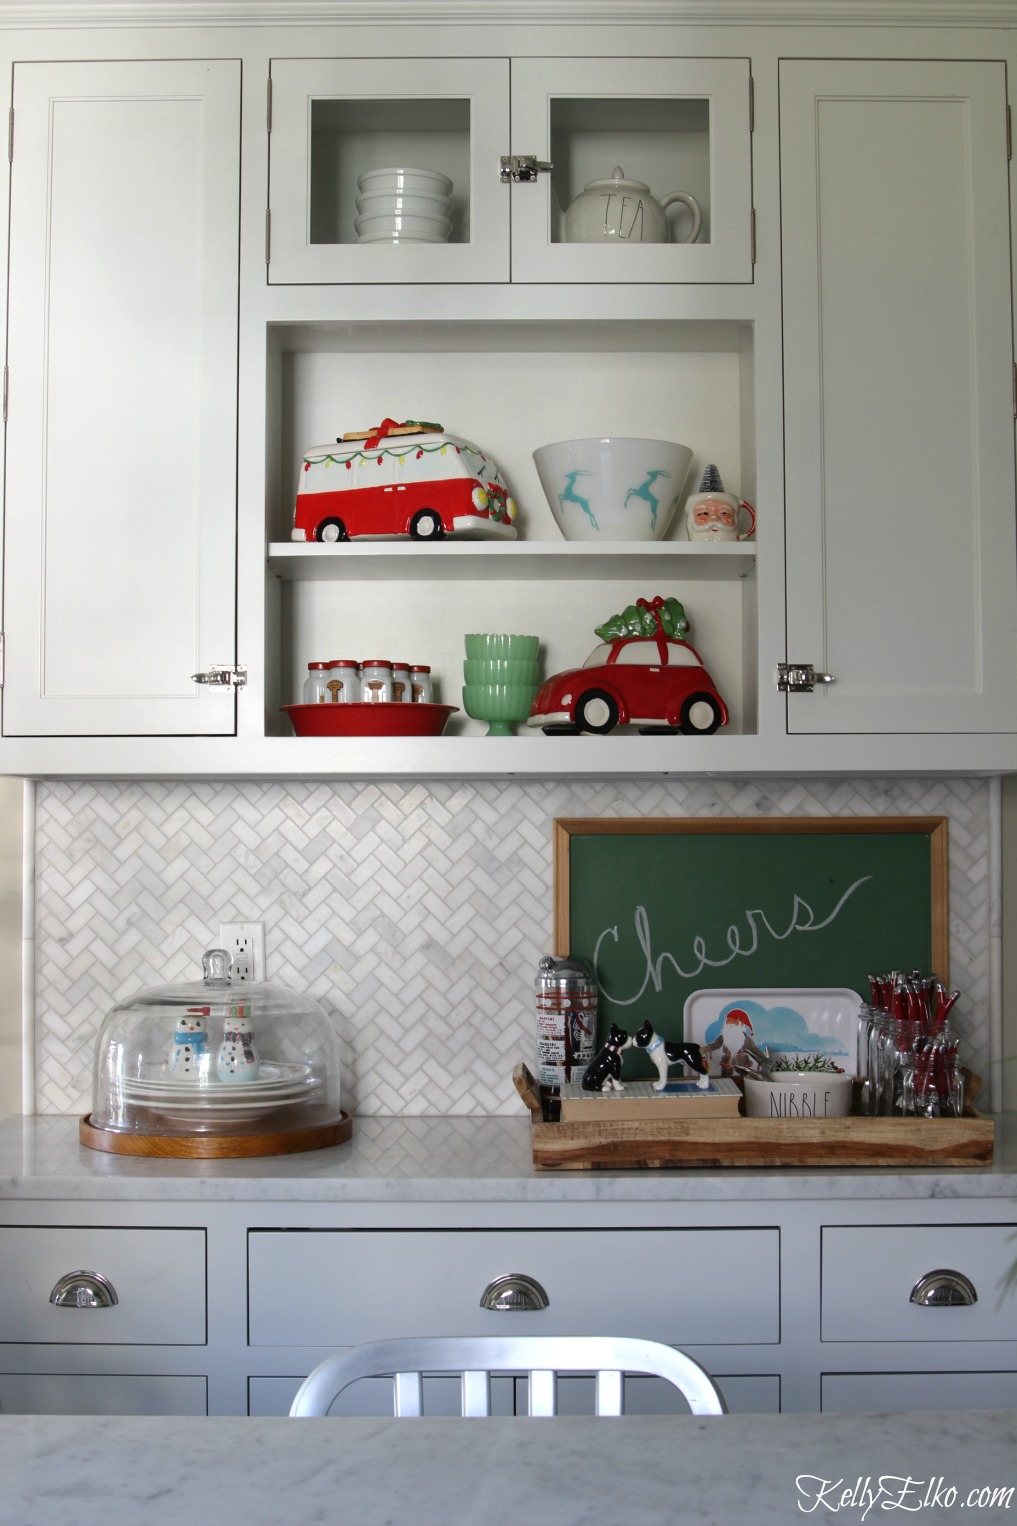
[
  {"xmin": 268, "ymin": 541, "xmax": 756, "ymax": 583},
  {"xmin": 263, "ymin": 312, "xmax": 759, "ymax": 744}
]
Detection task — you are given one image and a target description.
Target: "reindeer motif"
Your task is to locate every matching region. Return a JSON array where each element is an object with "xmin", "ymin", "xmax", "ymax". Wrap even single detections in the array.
[
  {"xmin": 558, "ymin": 469, "xmax": 598, "ymax": 531},
  {"xmin": 624, "ymin": 468, "xmax": 672, "ymax": 531}
]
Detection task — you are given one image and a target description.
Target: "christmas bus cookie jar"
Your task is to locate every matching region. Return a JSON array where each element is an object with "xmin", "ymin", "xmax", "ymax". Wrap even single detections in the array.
[
  {"xmin": 292, "ymin": 418, "xmax": 519, "ymax": 543},
  {"xmin": 81, "ymin": 948, "xmax": 348, "ymax": 1158}
]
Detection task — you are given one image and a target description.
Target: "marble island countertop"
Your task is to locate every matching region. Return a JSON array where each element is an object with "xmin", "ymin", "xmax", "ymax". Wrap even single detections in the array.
[
  {"xmin": 1, "ymin": 1411, "xmax": 1015, "ymax": 1526},
  {"xmin": 0, "ymin": 1111, "xmax": 1013, "ymax": 1202}
]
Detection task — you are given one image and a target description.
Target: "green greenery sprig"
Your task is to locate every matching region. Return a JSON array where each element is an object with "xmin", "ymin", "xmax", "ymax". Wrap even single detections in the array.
[{"xmin": 767, "ymin": 1053, "xmax": 843, "ymax": 1074}]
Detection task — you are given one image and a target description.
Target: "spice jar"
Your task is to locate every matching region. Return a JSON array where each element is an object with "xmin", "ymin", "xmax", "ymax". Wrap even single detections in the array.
[
  {"xmin": 302, "ymin": 662, "xmax": 330, "ymax": 703},
  {"xmin": 391, "ymin": 662, "xmax": 411, "ymax": 703},
  {"xmin": 360, "ymin": 660, "xmax": 393, "ymax": 702},
  {"xmin": 410, "ymin": 665, "xmax": 433, "ymax": 703},
  {"xmin": 327, "ymin": 660, "xmax": 359, "ymax": 703}
]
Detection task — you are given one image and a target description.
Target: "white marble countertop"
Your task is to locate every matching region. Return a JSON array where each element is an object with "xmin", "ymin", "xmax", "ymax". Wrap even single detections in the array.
[
  {"xmin": 0, "ymin": 1411, "xmax": 1014, "ymax": 1525},
  {"xmin": 0, "ymin": 1112, "xmax": 1013, "ymax": 1202}
]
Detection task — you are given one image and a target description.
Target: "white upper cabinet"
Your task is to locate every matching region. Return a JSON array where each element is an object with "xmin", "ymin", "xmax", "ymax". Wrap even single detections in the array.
[
  {"xmin": 2, "ymin": 59, "xmax": 241, "ymax": 737},
  {"xmin": 1, "ymin": 19, "xmax": 1016, "ymax": 777},
  {"xmin": 266, "ymin": 55, "xmax": 752, "ymax": 285},
  {"xmin": 780, "ymin": 59, "xmax": 1017, "ymax": 735}
]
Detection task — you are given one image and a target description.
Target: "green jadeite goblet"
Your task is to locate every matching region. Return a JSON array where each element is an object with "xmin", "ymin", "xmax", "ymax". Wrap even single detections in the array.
[{"xmin": 462, "ymin": 682, "xmax": 538, "ymax": 736}]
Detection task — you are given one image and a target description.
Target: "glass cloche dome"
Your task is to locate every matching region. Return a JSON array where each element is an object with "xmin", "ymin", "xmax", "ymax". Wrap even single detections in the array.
[{"xmin": 84, "ymin": 949, "xmax": 346, "ymax": 1157}]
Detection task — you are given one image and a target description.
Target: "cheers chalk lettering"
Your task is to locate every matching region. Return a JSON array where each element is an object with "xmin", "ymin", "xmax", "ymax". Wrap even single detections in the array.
[{"xmin": 593, "ymin": 878, "xmax": 872, "ymax": 1006}]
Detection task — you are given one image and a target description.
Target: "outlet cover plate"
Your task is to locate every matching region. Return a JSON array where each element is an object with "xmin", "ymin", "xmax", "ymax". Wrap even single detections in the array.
[{"xmin": 217, "ymin": 921, "xmax": 266, "ymax": 982}]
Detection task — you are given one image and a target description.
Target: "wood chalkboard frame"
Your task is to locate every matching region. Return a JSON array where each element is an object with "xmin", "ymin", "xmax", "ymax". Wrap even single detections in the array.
[{"xmin": 553, "ymin": 817, "xmax": 949, "ymax": 1022}]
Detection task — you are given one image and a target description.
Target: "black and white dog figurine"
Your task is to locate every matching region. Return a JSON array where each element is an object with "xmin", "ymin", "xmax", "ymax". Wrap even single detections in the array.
[
  {"xmin": 631, "ymin": 1020, "xmax": 710, "ymax": 1091},
  {"xmin": 581, "ymin": 1024, "xmax": 631, "ymax": 1092}
]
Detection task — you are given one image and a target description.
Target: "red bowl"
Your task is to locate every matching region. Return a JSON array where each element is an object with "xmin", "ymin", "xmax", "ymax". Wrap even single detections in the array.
[{"xmin": 281, "ymin": 702, "xmax": 458, "ymax": 738}]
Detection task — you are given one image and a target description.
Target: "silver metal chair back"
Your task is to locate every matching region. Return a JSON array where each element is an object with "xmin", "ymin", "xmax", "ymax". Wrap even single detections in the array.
[{"xmin": 289, "ymin": 1334, "xmax": 726, "ymax": 1418}]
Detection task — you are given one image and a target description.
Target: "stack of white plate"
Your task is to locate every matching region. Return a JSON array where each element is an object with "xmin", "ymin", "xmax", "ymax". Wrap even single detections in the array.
[
  {"xmin": 355, "ymin": 166, "xmax": 453, "ymax": 243},
  {"xmin": 122, "ymin": 1060, "xmax": 321, "ymax": 1125}
]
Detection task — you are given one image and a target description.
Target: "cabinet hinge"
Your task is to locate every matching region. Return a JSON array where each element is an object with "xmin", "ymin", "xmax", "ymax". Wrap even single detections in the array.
[
  {"xmin": 1008, "ymin": 102, "xmax": 1012, "ymax": 160},
  {"xmin": 7, "ymin": 106, "xmax": 12, "ymax": 163},
  {"xmin": 748, "ymin": 74, "xmax": 754, "ymax": 133},
  {"xmin": 2, "ymin": 365, "xmax": 7, "ymax": 424},
  {"xmin": 750, "ymin": 207, "xmax": 756, "ymax": 265},
  {"xmin": 1012, "ymin": 361, "xmax": 1017, "ymax": 420},
  {"xmin": 265, "ymin": 208, "xmax": 271, "ymax": 266},
  {"xmin": 191, "ymin": 664, "xmax": 247, "ymax": 689},
  {"xmin": 777, "ymin": 662, "xmax": 835, "ymax": 693},
  {"xmin": 266, "ymin": 75, "xmax": 272, "ymax": 134}
]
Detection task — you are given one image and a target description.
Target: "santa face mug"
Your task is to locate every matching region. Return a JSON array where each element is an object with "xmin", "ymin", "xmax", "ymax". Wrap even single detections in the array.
[
  {"xmin": 684, "ymin": 463, "xmax": 755, "ymax": 542},
  {"xmin": 686, "ymin": 493, "xmax": 755, "ymax": 542}
]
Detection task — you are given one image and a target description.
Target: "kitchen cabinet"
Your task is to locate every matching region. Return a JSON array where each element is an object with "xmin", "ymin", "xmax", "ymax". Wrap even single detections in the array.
[
  {"xmin": 818, "ymin": 1222, "xmax": 1017, "ymax": 1412},
  {"xmin": 0, "ymin": 1217, "xmax": 209, "ymax": 1417},
  {"xmin": 1, "ymin": 58, "xmax": 241, "ymax": 739},
  {"xmin": 780, "ymin": 59, "xmax": 1017, "ymax": 735},
  {"xmin": 0, "ymin": 1115, "xmax": 1014, "ymax": 1419},
  {"xmin": 0, "ymin": 14, "xmax": 1016, "ymax": 777},
  {"xmin": 267, "ymin": 55, "xmax": 752, "ymax": 287}
]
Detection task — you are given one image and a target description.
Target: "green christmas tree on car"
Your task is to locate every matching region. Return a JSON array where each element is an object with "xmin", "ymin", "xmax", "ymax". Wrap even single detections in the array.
[{"xmin": 594, "ymin": 595, "xmax": 689, "ymax": 642}]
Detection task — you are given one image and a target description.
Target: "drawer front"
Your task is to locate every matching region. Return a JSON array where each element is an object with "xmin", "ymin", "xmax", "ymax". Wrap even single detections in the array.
[
  {"xmin": 0, "ymin": 1227, "xmax": 206, "ymax": 1345},
  {"xmin": 0, "ymin": 1373, "xmax": 207, "ymax": 1415},
  {"xmin": 248, "ymin": 1228, "xmax": 779, "ymax": 1346},
  {"xmin": 823, "ymin": 1371, "xmax": 1017, "ymax": 1413},
  {"xmin": 821, "ymin": 1226, "xmax": 1017, "ymax": 1343}
]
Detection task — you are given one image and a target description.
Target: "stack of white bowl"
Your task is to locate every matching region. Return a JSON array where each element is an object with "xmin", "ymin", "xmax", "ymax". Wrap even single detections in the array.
[{"xmin": 354, "ymin": 167, "xmax": 453, "ymax": 244}]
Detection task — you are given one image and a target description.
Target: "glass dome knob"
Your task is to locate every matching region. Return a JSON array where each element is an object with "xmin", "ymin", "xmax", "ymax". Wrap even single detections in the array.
[{"xmin": 201, "ymin": 948, "xmax": 232, "ymax": 987}]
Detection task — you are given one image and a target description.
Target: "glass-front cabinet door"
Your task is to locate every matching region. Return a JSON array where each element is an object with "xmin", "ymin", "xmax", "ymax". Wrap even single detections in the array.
[
  {"xmin": 268, "ymin": 57, "xmax": 510, "ymax": 283},
  {"xmin": 267, "ymin": 55, "xmax": 752, "ymax": 285},
  {"xmin": 510, "ymin": 57, "xmax": 753, "ymax": 284}
]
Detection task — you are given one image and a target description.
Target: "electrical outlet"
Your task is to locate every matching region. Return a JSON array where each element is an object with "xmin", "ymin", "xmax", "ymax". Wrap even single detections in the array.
[{"xmin": 217, "ymin": 921, "xmax": 266, "ymax": 983}]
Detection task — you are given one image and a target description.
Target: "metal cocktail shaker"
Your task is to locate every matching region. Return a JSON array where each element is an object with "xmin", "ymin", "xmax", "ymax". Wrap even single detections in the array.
[{"xmin": 534, "ymin": 954, "xmax": 598, "ymax": 1111}]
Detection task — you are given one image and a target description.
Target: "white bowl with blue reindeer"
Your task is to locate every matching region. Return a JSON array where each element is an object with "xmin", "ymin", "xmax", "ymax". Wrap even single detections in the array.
[{"xmin": 533, "ymin": 437, "xmax": 693, "ymax": 542}]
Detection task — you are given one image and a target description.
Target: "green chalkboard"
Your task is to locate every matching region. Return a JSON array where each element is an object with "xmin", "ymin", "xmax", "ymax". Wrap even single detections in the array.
[{"xmin": 553, "ymin": 817, "xmax": 948, "ymax": 1052}]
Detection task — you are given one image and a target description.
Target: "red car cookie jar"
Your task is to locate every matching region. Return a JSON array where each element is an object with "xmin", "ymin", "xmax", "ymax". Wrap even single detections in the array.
[{"xmin": 527, "ymin": 600, "xmax": 729, "ymax": 736}]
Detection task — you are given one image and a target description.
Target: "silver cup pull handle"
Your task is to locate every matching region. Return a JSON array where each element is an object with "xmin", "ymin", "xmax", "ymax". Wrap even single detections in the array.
[
  {"xmin": 908, "ymin": 1268, "xmax": 977, "ymax": 1307},
  {"xmin": 480, "ymin": 1273, "xmax": 550, "ymax": 1312},
  {"xmin": 49, "ymin": 1270, "xmax": 119, "ymax": 1309}
]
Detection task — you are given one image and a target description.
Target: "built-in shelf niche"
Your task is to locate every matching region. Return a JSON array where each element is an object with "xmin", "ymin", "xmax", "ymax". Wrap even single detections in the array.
[{"xmin": 264, "ymin": 317, "xmax": 758, "ymax": 740}]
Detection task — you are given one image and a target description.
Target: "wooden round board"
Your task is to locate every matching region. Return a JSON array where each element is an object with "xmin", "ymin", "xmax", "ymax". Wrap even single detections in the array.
[{"xmin": 79, "ymin": 1110, "xmax": 352, "ymax": 1159}]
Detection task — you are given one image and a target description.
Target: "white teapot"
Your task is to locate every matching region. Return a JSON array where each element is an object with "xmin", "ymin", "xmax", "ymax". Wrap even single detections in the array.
[{"xmin": 562, "ymin": 166, "xmax": 702, "ymax": 245}]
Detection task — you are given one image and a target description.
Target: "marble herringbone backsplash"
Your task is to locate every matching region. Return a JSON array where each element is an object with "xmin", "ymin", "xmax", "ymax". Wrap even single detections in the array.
[{"xmin": 33, "ymin": 776, "xmax": 994, "ymax": 1116}]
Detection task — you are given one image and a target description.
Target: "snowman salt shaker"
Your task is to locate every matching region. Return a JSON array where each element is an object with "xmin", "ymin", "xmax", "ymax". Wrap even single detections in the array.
[
  {"xmin": 685, "ymin": 464, "xmax": 756, "ymax": 542},
  {"xmin": 170, "ymin": 1006, "xmax": 211, "ymax": 1080},
  {"xmin": 217, "ymin": 1004, "xmax": 260, "ymax": 1082}
]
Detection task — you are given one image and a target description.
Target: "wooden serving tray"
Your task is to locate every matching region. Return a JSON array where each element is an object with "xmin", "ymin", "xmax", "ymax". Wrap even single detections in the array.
[
  {"xmin": 80, "ymin": 1109, "xmax": 352, "ymax": 1159},
  {"xmin": 513, "ymin": 1065, "xmax": 994, "ymax": 1170}
]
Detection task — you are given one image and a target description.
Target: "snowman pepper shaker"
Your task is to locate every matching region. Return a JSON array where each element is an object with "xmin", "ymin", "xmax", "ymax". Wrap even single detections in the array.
[{"xmin": 217, "ymin": 1003, "xmax": 260, "ymax": 1082}]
